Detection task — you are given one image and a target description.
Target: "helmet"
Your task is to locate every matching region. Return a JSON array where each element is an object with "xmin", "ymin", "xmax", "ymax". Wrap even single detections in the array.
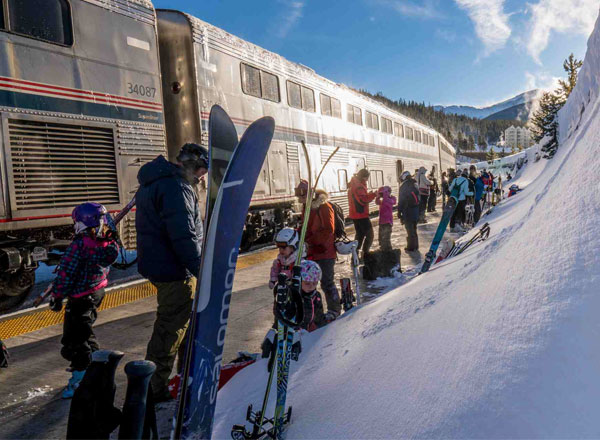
[
  {"xmin": 400, "ymin": 171, "xmax": 411, "ymax": 181},
  {"xmin": 72, "ymin": 202, "xmax": 108, "ymax": 234},
  {"xmin": 301, "ymin": 260, "xmax": 322, "ymax": 283},
  {"xmin": 275, "ymin": 228, "xmax": 299, "ymax": 250},
  {"xmin": 176, "ymin": 143, "xmax": 209, "ymax": 170},
  {"xmin": 294, "ymin": 179, "xmax": 309, "ymax": 197},
  {"xmin": 510, "ymin": 184, "xmax": 519, "ymax": 190}
]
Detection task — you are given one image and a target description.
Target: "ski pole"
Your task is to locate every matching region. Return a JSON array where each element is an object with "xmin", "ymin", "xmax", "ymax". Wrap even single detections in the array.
[{"xmin": 351, "ymin": 245, "xmax": 361, "ymax": 305}]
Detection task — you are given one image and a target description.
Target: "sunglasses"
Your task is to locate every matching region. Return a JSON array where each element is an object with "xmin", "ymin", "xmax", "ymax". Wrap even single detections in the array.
[{"xmin": 276, "ymin": 242, "xmax": 289, "ymax": 249}]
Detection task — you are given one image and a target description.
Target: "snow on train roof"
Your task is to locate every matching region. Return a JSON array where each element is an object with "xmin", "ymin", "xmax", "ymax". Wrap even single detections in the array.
[
  {"xmin": 85, "ymin": 0, "xmax": 155, "ymax": 24},
  {"xmin": 185, "ymin": 13, "xmax": 446, "ymax": 141}
]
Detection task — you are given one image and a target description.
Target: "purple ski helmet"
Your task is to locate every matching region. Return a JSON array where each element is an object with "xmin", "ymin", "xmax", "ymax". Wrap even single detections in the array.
[
  {"xmin": 72, "ymin": 202, "xmax": 108, "ymax": 234},
  {"xmin": 300, "ymin": 260, "xmax": 322, "ymax": 284}
]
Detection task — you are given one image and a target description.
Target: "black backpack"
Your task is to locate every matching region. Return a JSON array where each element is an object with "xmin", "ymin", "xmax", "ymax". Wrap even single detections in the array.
[{"xmin": 329, "ymin": 202, "xmax": 347, "ymax": 240}]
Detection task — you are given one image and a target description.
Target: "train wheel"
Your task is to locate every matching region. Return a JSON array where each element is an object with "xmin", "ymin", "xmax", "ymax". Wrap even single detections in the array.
[{"xmin": 0, "ymin": 269, "xmax": 35, "ymax": 313}]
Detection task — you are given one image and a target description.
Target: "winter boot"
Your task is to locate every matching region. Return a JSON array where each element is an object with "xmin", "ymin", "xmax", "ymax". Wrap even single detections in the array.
[{"xmin": 62, "ymin": 370, "xmax": 86, "ymax": 399}]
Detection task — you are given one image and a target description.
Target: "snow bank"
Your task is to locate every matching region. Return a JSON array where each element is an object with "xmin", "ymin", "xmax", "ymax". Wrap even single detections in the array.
[{"xmin": 213, "ymin": 10, "xmax": 600, "ymax": 438}]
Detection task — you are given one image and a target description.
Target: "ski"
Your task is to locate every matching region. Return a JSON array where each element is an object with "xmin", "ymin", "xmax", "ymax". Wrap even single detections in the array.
[
  {"xmin": 419, "ymin": 186, "xmax": 460, "ymax": 274},
  {"xmin": 172, "ymin": 115, "xmax": 273, "ymax": 439},
  {"xmin": 450, "ymin": 223, "xmax": 490, "ymax": 258}
]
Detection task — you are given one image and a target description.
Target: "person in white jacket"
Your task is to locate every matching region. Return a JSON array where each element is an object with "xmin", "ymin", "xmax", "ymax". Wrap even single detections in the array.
[
  {"xmin": 415, "ymin": 167, "xmax": 431, "ymax": 223},
  {"xmin": 448, "ymin": 171, "xmax": 473, "ymax": 232}
]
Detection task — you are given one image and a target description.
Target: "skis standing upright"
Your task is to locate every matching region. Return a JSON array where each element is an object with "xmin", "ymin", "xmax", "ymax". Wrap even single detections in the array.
[
  {"xmin": 419, "ymin": 185, "xmax": 460, "ymax": 274},
  {"xmin": 172, "ymin": 106, "xmax": 249, "ymax": 439}
]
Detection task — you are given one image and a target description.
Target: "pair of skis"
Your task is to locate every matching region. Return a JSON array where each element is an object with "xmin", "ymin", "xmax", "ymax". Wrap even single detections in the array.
[
  {"xmin": 445, "ymin": 223, "xmax": 490, "ymax": 260},
  {"xmin": 232, "ymin": 143, "xmax": 339, "ymax": 439},
  {"xmin": 172, "ymin": 106, "xmax": 275, "ymax": 439}
]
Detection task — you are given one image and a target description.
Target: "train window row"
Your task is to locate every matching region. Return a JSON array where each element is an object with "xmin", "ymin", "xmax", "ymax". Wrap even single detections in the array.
[
  {"xmin": 0, "ymin": 0, "xmax": 73, "ymax": 46},
  {"xmin": 239, "ymin": 63, "xmax": 436, "ymax": 146}
]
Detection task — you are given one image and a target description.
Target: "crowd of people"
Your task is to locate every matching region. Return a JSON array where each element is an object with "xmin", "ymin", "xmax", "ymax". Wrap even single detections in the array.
[{"xmin": 42, "ymin": 140, "xmax": 513, "ymax": 402}]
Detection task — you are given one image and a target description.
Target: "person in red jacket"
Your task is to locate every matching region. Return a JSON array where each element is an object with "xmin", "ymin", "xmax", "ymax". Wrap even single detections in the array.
[
  {"xmin": 296, "ymin": 181, "xmax": 341, "ymax": 319},
  {"xmin": 347, "ymin": 169, "xmax": 377, "ymax": 259}
]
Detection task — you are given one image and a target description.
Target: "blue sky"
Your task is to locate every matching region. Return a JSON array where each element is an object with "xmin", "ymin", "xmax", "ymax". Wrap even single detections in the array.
[{"xmin": 154, "ymin": 0, "xmax": 599, "ymax": 107}]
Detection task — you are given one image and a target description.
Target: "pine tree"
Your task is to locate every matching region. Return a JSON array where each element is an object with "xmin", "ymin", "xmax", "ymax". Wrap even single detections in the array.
[
  {"xmin": 486, "ymin": 149, "xmax": 497, "ymax": 164},
  {"xmin": 467, "ymin": 135, "xmax": 475, "ymax": 150},
  {"xmin": 558, "ymin": 53, "xmax": 583, "ymax": 100},
  {"xmin": 529, "ymin": 90, "xmax": 565, "ymax": 158}
]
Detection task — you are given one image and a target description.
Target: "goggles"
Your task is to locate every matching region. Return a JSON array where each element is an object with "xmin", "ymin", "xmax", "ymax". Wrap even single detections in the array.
[{"xmin": 276, "ymin": 242, "xmax": 289, "ymax": 249}]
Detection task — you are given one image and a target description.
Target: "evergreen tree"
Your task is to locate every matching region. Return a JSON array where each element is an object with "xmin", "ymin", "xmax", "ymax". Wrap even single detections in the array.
[
  {"xmin": 558, "ymin": 53, "xmax": 583, "ymax": 100},
  {"xmin": 529, "ymin": 91, "xmax": 565, "ymax": 158},
  {"xmin": 486, "ymin": 149, "xmax": 497, "ymax": 164},
  {"xmin": 467, "ymin": 135, "xmax": 475, "ymax": 150}
]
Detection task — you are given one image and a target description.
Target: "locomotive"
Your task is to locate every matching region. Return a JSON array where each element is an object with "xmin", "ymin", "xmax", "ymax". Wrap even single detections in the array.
[{"xmin": 0, "ymin": 0, "xmax": 455, "ymax": 311}]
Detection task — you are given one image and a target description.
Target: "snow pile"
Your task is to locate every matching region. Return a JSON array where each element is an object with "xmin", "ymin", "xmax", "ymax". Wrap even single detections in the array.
[{"xmin": 213, "ymin": 10, "xmax": 600, "ymax": 438}]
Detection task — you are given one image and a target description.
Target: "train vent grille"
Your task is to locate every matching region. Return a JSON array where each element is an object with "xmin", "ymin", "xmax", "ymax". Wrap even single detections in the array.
[{"xmin": 8, "ymin": 119, "xmax": 119, "ymax": 210}]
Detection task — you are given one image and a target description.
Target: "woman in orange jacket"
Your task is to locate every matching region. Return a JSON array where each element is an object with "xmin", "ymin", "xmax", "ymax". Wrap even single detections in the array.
[{"xmin": 347, "ymin": 169, "xmax": 377, "ymax": 258}]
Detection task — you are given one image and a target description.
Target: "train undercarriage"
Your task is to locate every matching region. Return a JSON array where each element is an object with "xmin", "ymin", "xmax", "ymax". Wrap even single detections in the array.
[
  {"xmin": 0, "ymin": 227, "xmax": 71, "ymax": 312},
  {"xmin": 240, "ymin": 203, "xmax": 297, "ymax": 251}
]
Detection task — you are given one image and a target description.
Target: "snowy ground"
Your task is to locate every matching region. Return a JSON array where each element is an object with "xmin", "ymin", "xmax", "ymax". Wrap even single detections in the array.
[{"xmin": 209, "ymin": 11, "xmax": 600, "ymax": 438}]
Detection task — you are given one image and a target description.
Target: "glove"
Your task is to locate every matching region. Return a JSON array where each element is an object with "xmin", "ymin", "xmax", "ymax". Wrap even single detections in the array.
[
  {"xmin": 261, "ymin": 328, "xmax": 276, "ymax": 359},
  {"xmin": 49, "ymin": 297, "xmax": 63, "ymax": 313},
  {"xmin": 104, "ymin": 227, "xmax": 118, "ymax": 241}
]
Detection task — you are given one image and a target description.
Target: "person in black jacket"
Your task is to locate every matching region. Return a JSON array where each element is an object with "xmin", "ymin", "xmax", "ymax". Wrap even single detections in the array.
[
  {"xmin": 135, "ymin": 143, "xmax": 208, "ymax": 402},
  {"xmin": 397, "ymin": 171, "xmax": 421, "ymax": 252}
]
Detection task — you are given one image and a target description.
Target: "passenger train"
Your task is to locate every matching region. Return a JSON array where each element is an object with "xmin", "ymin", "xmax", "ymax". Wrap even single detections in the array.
[{"xmin": 0, "ymin": 0, "xmax": 455, "ymax": 310}]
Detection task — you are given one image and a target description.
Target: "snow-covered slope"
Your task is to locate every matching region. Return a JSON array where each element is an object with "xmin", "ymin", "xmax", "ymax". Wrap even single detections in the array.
[
  {"xmin": 435, "ymin": 90, "xmax": 540, "ymax": 119},
  {"xmin": 213, "ymin": 11, "xmax": 600, "ymax": 439}
]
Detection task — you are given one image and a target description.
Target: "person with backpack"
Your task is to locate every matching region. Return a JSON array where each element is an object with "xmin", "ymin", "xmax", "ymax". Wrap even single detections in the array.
[
  {"xmin": 415, "ymin": 167, "xmax": 432, "ymax": 223},
  {"xmin": 375, "ymin": 186, "xmax": 396, "ymax": 251},
  {"xmin": 427, "ymin": 172, "xmax": 439, "ymax": 212},
  {"xmin": 441, "ymin": 171, "xmax": 449, "ymax": 209},
  {"xmin": 397, "ymin": 171, "xmax": 420, "ymax": 252},
  {"xmin": 347, "ymin": 169, "xmax": 377, "ymax": 259},
  {"xmin": 449, "ymin": 171, "xmax": 473, "ymax": 232},
  {"xmin": 469, "ymin": 165, "xmax": 485, "ymax": 225},
  {"xmin": 295, "ymin": 180, "xmax": 341, "ymax": 320}
]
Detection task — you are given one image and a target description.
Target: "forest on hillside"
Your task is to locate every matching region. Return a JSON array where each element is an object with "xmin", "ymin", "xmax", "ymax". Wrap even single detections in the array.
[{"xmin": 358, "ymin": 89, "xmax": 526, "ymax": 151}]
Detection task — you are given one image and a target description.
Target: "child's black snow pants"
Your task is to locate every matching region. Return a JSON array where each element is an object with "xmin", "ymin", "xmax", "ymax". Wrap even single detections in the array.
[{"xmin": 61, "ymin": 289, "xmax": 105, "ymax": 371}]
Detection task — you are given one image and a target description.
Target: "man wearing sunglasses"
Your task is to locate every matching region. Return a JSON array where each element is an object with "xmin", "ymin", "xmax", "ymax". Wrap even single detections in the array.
[{"xmin": 135, "ymin": 142, "xmax": 208, "ymax": 402}]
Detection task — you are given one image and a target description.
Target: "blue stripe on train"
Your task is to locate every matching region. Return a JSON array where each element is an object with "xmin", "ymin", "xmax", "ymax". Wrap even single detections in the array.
[{"xmin": 0, "ymin": 89, "xmax": 164, "ymax": 124}]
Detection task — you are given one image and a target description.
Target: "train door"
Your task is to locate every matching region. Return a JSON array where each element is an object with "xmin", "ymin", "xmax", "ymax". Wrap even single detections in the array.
[
  {"xmin": 396, "ymin": 160, "xmax": 404, "ymax": 182},
  {"xmin": 253, "ymin": 157, "xmax": 271, "ymax": 197},
  {"xmin": 267, "ymin": 141, "xmax": 289, "ymax": 195}
]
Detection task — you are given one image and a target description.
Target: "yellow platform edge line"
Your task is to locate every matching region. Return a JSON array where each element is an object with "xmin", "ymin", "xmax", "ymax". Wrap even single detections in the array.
[{"xmin": 0, "ymin": 248, "xmax": 277, "ymax": 340}]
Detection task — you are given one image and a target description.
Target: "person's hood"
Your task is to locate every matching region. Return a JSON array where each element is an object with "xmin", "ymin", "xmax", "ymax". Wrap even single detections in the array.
[
  {"xmin": 418, "ymin": 167, "xmax": 427, "ymax": 174},
  {"xmin": 137, "ymin": 155, "xmax": 181, "ymax": 186},
  {"xmin": 311, "ymin": 190, "xmax": 329, "ymax": 210}
]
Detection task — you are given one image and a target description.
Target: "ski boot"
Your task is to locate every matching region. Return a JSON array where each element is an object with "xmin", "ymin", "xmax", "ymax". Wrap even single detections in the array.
[{"xmin": 62, "ymin": 369, "xmax": 86, "ymax": 399}]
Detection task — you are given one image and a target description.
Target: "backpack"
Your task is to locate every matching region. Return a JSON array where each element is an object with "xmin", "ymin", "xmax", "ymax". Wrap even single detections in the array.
[{"xmin": 329, "ymin": 201, "xmax": 348, "ymax": 240}]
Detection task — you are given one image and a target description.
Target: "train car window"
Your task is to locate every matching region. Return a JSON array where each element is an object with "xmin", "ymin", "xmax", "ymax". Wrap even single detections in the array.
[
  {"xmin": 301, "ymin": 86, "xmax": 315, "ymax": 112},
  {"xmin": 415, "ymin": 130, "xmax": 422, "ymax": 143},
  {"xmin": 347, "ymin": 104, "xmax": 362, "ymax": 125},
  {"xmin": 381, "ymin": 117, "xmax": 393, "ymax": 134},
  {"xmin": 431, "ymin": 136, "xmax": 436, "ymax": 147},
  {"xmin": 353, "ymin": 106, "xmax": 362, "ymax": 125},
  {"xmin": 369, "ymin": 170, "xmax": 384, "ymax": 189},
  {"xmin": 338, "ymin": 169, "xmax": 348, "ymax": 191},
  {"xmin": 7, "ymin": 0, "xmax": 73, "ymax": 45},
  {"xmin": 0, "ymin": 1, "xmax": 4, "ymax": 29},
  {"xmin": 406, "ymin": 126, "xmax": 414, "ymax": 141},
  {"xmin": 261, "ymin": 71, "xmax": 280, "ymax": 102},
  {"xmin": 423, "ymin": 134, "xmax": 429, "ymax": 145},
  {"xmin": 320, "ymin": 94, "xmax": 332, "ymax": 116},
  {"xmin": 331, "ymin": 97, "xmax": 342, "ymax": 118},
  {"xmin": 241, "ymin": 64, "xmax": 261, "ymax": 98},
  {"xmin": 366, "ymin": 111, "xmax": 379, "ymax": 130},
  {"xmin": 394, "ymin": 122, "xmax": 404, "ymax": 138},
  {"xmin": 287, "ymin": 81, "xmax": 302, "ymax": 109}
]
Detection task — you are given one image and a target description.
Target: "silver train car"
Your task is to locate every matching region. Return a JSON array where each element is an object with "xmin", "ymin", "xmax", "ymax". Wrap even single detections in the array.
[
  {"xmin": 156, "ymin": 9, "xmax": 456, "ymax": 248},
  {"xmin": 0, "ymin": 0, "xmax": 165, "ymax": 309},
  {"xmin": 0, "ymin": 0, "xmax": 455, "ymax": 310}
]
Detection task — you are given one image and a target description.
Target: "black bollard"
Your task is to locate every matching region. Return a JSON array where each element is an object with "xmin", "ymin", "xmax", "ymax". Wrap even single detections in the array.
[
  {"xmin": 119, "ymin": 360, "xmax": 157, "ymax": 440},
  {"xmin": 67, "ymin": 350, "xmax": 124, "ymax": 439}
]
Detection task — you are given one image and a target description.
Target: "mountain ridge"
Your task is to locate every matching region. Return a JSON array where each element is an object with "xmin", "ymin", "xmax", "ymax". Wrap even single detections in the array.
[{"xmin": 435, "ymin": 90, "xmax": 540, "ymax": 120}]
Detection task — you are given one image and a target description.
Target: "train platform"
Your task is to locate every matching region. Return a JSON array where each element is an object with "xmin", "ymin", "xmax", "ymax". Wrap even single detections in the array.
[{"xmin": 0, "ymin": 210, "xmax": 456, "ymax": 439}]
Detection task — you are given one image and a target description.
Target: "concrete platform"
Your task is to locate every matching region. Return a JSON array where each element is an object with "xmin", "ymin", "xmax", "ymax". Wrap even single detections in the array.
[{"xmin": 0, "ymin": 207, "xmax": 458, "ymax": 439}]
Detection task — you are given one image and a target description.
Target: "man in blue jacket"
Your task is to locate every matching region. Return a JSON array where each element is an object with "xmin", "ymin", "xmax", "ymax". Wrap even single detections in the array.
[
  {"xmin": 469, "ymin": 165, "xmax": 485, "ymax": 225},
  {"xmin": 136, "ymin": 143, "xmax": 208, "ymax": 402}
]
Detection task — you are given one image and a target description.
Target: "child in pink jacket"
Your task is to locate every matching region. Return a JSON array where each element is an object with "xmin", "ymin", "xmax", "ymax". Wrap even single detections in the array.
[{"xmin": 376, "ymin": 186, "xmax": 396, "ymax": 251}]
